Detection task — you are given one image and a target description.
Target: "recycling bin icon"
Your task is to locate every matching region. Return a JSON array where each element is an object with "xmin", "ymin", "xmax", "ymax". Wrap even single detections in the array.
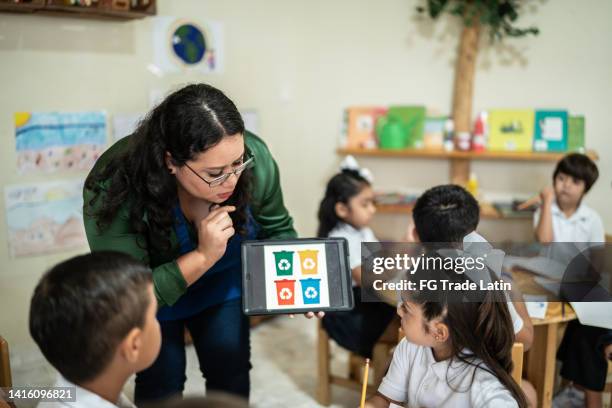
[
  {"xmin": 275, "ymin": 279, "xmax": 296, "ymax": 306},
  {"xmin": 300, "ymin": 278, "xmax": 321, "ymax": 305},
  {"xmin": 298, "ymin": 250, "xmax": 319, "ymax": 275},
  {"xmin": 273, "ymin": 251, "xmax": 294, "ymax": 276}
]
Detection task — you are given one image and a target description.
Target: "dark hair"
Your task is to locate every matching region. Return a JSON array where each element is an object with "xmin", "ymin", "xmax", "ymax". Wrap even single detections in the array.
[
  {"xmin": 85, "ymin": 83, "xmax": 251, "ymax": 251},
  {"xmin": 412, "ymin": 184, "xmax": 479, "ymax": 242},
  {"xmin": 317, "ymin": 169, "xmax": 370, "ymax": 237},
  {"xmin": 403, "ymin": 264, "xmax": 527, "ymax": 407},
  {"xmin": 553, "ymin": 153, "xmax": 599, "ymax": 193},
  {"xmin": 29, "ymin": 251, "xmax": 153, "ymax": 384}
]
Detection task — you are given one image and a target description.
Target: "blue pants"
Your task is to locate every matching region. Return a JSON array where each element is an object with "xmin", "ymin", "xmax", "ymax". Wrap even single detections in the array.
[{"xmin": 134, "ymin": 298, "xmax": 251, "ymax": 404}]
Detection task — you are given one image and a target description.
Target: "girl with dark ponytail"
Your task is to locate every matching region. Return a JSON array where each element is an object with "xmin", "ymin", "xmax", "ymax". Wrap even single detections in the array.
[
  {"xmin": 317, "ymin": 156, "xmax": 398, "ymax": 359},
  {"xmin": 366, "ymin": 263, "xmax": 528, "ymax": 408}
]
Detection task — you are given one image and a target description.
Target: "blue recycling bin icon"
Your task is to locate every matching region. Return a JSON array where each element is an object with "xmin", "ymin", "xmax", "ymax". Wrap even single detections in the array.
[{"xmin": 300, "ymin": 278, "xmax": 321, "ymax": 305}]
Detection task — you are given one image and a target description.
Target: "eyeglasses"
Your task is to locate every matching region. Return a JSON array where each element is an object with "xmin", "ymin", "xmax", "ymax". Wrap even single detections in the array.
[{"xmin": 183, "ymin": 154, "xmax": 255, "ymax": 187}]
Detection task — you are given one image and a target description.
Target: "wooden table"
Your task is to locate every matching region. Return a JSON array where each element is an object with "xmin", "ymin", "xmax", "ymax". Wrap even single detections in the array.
[{"xmin": 512, "ymin": 269, "xmax": 577, "ymax": 408}]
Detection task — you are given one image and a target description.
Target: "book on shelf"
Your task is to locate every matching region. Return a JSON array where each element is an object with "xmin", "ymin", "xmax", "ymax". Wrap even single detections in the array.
[
  {"xmin": 342, "ymin": 106, "xmax": 387, "ymax": 149},
  {"xmin": 567, "ymin": 115, "xmax": 585, "ymax": 152},
  {"xmin": 487, "ymin": 109, "xmax": 535, "ymax": 152},
  {"xmin": 385, "ymin": 106, "xmax": 426, "ymax": 148},
  {"xmin": 533, "ymin": 110, "xmax": 568, "ymax": 152}
]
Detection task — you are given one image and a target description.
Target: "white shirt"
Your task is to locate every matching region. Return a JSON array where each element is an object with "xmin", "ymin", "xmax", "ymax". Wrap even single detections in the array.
[
  {"xmin": 533, "ymin": 201, "xmax": 605, "ymax": 243},
  {"xmin": 37, "ymin": 376, "xmax": 135, "ymax": 408},
  {"xmin": 379, "ymin": 339, "xmax": 519, "ymax": 408},
  {"xmin": 328, "ymin": 222, "xmax": 378, "ymax": 285}
]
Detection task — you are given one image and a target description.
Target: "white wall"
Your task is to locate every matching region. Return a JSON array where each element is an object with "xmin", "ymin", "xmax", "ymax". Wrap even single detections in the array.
[{"xmin": 1, "ymin": 0, "xmax": 611, "ymax": 350}]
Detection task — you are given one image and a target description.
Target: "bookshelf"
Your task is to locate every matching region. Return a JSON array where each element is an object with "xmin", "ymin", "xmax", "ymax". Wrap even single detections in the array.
[
  {"xmin": 337, "ymin": 147, "xmax": 599, "ymax": 184},
  {"xmin": 0, "ymin": 0, "xmax": 156, "ymax": 20},
  {"xmin": 338, "ymin": 146, "xmax": 598, "ymax": 221}
]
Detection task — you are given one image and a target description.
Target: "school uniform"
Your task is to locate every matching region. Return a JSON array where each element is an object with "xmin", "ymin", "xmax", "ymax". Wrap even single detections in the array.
[
  {"xmin": 533, "ymin": 201, "xmax": 604, "ymax": 243},
  {"xmin": 533, "ymin": 200, "xmax": 610, "ymax": 391},
  {"xmin": 37, "ymin": 376, "xmax": 135, "ymax": 408},
  {"xmin": 322, "ymin": 222, "xmax": 397, "ymax": 358},
  {"xmin": 378, "ymin": 338, "xmax": 518, "ymax": 407}
]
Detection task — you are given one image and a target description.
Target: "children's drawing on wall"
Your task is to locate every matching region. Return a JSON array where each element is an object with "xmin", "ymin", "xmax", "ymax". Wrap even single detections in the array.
[
  {"xmin": 4, "ymin": 180, "xmax": 87, "ymax": 258},
  {"xmin": 263, "ymin": 243, "xmax": 330, "ymax": 310},
  {"xmin": 152, "ymin": 17, "xmax": 224, "ymax": 74},
  {"xmin": 15, "ymin": 112, "xmax": 107, "ymax": 174}
]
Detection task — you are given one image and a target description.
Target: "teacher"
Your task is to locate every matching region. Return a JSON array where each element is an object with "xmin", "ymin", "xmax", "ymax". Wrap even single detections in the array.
[{"xmin": 83, "ymin": 83, "xmax": 296, "ymax": 403}]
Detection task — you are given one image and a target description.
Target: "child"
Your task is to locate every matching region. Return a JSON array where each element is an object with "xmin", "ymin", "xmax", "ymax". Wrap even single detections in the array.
[
  {"xmin": 408, "ymin": 184, "xmax": 538, "ymax": 406},
  {"xmin": 525, "ymin": 153, "xmax": 609, "ymax": 408},
  {"xmin": 531, "ymin": 153, "xmax": 604, "ymax": 244},
  {"xmin": 30, "ymin": 251, "xmax": 161, "ymax": 408},
  {"xmin": 318, "ymin": 156, "xmax": 397, "ymax": 359},
  {"xmin": 365, "ymin": 262, "xmax": 527, "ymax": 407},
  {"xmin": 409, "ymin": 184, "xmax": 534, "ymax": 350}
]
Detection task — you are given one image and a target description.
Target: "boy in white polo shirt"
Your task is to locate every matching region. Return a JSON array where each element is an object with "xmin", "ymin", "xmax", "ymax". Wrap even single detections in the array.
[
  {"xmin": 532, "ymin": 153, "xmax": 604, "ymax": 244},
  {"xmin": 526, "ymin": 153, "xmax": 610, "ymax": 408}
]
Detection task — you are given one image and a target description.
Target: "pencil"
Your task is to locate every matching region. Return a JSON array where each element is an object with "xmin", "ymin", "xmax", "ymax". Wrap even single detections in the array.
[{"xmin": 360, "ymin": 358, "xmax": 370, "ymax": 408}]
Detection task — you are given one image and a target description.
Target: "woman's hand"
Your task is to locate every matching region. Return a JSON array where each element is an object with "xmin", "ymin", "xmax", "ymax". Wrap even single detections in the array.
[{"xmin": 195, "ymin": 205, "xmax": 236, "ymax": 265}]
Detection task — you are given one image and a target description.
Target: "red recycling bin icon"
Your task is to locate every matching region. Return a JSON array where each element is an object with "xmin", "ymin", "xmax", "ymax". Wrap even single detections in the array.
[{"xmin": 275, "ymin": 279, "xmax": 296, "ymax": 306}]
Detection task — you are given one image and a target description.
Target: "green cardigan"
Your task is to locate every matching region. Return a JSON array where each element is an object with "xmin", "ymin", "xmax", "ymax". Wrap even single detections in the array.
[{"xmin": 83, "ymin": 131, "xmax": 297, "ymax": 307}]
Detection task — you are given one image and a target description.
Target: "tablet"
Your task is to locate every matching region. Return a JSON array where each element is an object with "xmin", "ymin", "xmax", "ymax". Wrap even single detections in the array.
[{"xmin": 241, "ymin": 238, "xmax": 354, "ymax": 315}]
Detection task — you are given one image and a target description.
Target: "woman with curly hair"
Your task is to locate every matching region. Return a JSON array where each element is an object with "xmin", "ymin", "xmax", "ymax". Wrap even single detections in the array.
[{"xmin": 83, "ymin": 83, "xmax": 296, "ymax": 404}]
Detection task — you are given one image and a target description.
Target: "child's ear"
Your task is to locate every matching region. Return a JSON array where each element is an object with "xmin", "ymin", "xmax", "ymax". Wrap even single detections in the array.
[
  {"xmin": 432, "ymin": 321, "xmax": 449, "ymax": 343},
  {"xmin": 119, "ymin": 327, "xmax": 143, "ymax": 364},
  {"xmin": 165, "ymin": 152, "xmax": 177, "ymax": 175},
  {"xmin": 334, "ymin": 202, "xmax": 349, "ymax": 219}
]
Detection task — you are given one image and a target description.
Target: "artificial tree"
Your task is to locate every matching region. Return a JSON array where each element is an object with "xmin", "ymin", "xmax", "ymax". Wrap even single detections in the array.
[{"xmin": 417, "ymin": 0, "xmax": 539, "ymax": 139}]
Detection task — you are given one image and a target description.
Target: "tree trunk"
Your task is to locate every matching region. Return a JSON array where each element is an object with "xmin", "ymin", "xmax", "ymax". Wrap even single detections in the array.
[{"xmin": 452, "ymin": 20, "xmax": 481, "ymax": 135}]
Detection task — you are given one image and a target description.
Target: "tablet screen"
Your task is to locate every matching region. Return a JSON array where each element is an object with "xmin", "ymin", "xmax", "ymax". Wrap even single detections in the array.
[{"xmin": 241, "ymin": 238, "xmax": 353, "ymax": 315}]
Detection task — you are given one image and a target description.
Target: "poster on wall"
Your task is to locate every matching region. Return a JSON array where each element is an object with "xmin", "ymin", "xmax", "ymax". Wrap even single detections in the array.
[
  {"xmin": 15, "ymin": 111, "xmax": 107, "ymax": 174},
  {"xmin": 152, "ymin": 17, "xmax": 224, "ymax": 74},
  {"xmin": 4, "ymin": 180, "xmax": 87, "ymax": 258}
]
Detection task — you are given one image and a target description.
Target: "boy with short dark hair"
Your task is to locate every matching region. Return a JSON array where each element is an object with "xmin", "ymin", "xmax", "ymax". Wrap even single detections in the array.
[
  {"xmin": 533, "ymin": 153, "xmax": 603, "ymax": 243},
  {"xmin": 30, "ymin": 251, "xmax": 161, "ymax": 408},
  {"xmin": 407, "ymin": 184, "xmax": 537, "ymax": 406},
  {"xmin": 526, "ymin": 153, "xmax": 609, "ymax": 408}
]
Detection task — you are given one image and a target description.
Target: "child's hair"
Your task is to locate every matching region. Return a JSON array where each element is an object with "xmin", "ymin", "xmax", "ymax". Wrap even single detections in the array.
[
  {"xmin": 317, "ymin": 169, "xmax": 370, "ymax": 237},
  {"xmin": 29, "ymin": 251, "xmax": 153, "ymax": 384},
  {"xmin": 412, "ymin": 184, "xmax": 479, "ymax": 242},
  {"xmin": 553, "ymin": 153, "xmax": 599, "ymax": 193},
  {"xmin": 403, "ymin": 263, "xmax": 527, "ymax": 407}
]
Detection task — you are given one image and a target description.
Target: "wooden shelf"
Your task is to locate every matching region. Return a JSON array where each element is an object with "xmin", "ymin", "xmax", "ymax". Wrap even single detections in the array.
[
  {"xmin": 0, "ymin": 0, "xmax": 156, "ymax": 20},
  {"xmin": 337, "ymin": 147, "xmax": 598, "ymax": 162},
  {"xmin": 376, "ymin": 202, "xmax": 533, "ymax": 220}
]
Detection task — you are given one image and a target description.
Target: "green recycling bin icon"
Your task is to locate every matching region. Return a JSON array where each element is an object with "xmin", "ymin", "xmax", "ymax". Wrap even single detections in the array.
[{"xmin": 273, "ymin": 251, "xmax": 294, "ymax": 276}]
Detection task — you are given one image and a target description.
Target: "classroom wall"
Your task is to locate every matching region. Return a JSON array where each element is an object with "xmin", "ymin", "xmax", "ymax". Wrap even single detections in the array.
[{"xmin": 1, "ymin": 0, "xmax": 611, "ymax": 351}]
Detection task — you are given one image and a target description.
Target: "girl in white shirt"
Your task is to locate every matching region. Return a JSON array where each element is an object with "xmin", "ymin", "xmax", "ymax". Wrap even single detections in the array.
[
  {"xmin": 366, "ymin": 266, "xmax": 527, "ymax": 408},
  {"xmin": 318, "ymin": 156, "xmax": 397, "ymax": 359}
]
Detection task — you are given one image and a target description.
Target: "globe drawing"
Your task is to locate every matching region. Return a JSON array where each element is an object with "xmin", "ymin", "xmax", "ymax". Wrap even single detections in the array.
[{"xmin": 172, "ymin": 23, "xmax": 206, "ymax": 65}]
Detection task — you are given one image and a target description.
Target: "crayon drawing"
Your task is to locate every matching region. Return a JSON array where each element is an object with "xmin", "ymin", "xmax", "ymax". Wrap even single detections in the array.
[
  {"xmin": 15, "ymin": 111, "xmax": 107, "ymax": 174},
  {"xmin": 4, "ymin": 180, "xmax": 87, "ymax": 257}
]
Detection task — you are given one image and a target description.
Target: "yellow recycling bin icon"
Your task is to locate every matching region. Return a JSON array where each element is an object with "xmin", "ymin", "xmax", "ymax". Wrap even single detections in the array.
[{"xmin": 298, "ymin": 250, "xmax": 319, "ymax": 275}]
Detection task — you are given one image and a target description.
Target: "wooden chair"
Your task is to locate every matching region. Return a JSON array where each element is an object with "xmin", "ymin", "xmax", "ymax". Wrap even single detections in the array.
[
  {"xmin": 0, "ymin": 336, "xmax": 12, "ymax": 388},
  {"xmin": 317, "ymin": 318, "xmax": 400, "ymax": 406},
  {"xmin": 511, "ymin": 342, "xmax": 523, "ymax": 385},
  {"xmin": 0, "ymin": 336, "xmax": 16, "ymax": 408}
]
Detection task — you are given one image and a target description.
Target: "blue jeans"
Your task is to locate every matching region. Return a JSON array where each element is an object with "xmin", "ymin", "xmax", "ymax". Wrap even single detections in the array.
[{"xmin": 134, "ymin": 298, "xmax": 251, "ymax": 404}]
